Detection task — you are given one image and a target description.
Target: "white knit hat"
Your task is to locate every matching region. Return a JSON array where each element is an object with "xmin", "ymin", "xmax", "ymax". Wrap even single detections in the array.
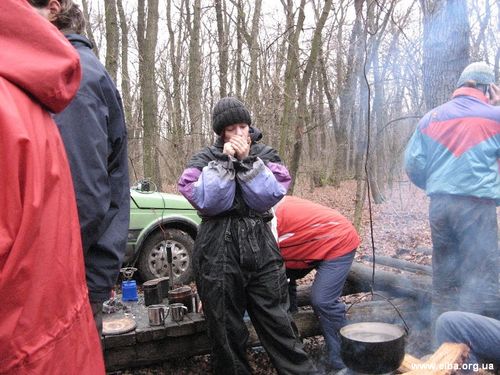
[{"xmin": 456, "ymin": 61, "xmax": 495, "ymax": 88}]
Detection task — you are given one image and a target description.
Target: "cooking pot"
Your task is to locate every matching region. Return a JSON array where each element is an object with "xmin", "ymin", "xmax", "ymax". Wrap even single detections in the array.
[
  {"xmin": 168, "ymin": 285, "xmax": 197, "ymax": 313},
  {"xmin": 340, "ymin": 322, "xmax": 406, "ymax": 374},
  {"xmin": 143, "ymin": 279, "xmax": 162, "ymax": 306}
]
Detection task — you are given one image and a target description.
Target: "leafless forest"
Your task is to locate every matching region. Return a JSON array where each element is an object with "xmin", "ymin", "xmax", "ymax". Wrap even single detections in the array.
[{"xmin": 81, "ymin": 0, "xmax": 498, "ymax": 228}]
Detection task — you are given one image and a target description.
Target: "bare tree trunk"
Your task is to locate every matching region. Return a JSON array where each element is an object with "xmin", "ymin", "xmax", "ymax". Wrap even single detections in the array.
[
  {"xmin": 471, "ymin": 0, "xmax": 491, "ymax": 58},
  {"xmin": 235, "ymin": 0, "xmax": 244, "ymax": 99},
  {"xmin": 319, "ymin": 52, "xmax": 338, "ymax": 185},
  {"xmin": 215, "ymin": 0, "xmax": 228, "ymax": 97},
  {"xmin": 334, "ymin": 0, "xmax": 365, "ymax": 187},
  {"xmin": 354, "ymin": 78, "xmax": 368, "ymax": 230},
  {"xmin": 379, "ymin": 5, "xmax": 414, "ymax": 190},
  {"xmin": 187, "ymin": 0, "xmax": 203, "ymax": 149},
  {"xmin": 278, "ymin": 0, "xmax": 305, "ymax": 161},
  {"xmin": 421, "ymin": 0, "xmax": 470, "ymax": 110},
  {"xmin": 369, "ymin": 55, "xmax": 386, "ymax": 204},
  {"xmin": 288, "ymin": 0, "xmax": 333, "ymax": 194},
  {"xmin": 311, "ymin": 69, "xmax": 325, "ymax": 164},
  {"xmin": 242, "ymin": 0, "xmax": 262, "ymax": 112},
  {"xmin": 306, "ymin": 71, "xmax": 326, "ymax": 190},
  {"xmin": 81, "ymin": 0, "xmax": 99, "ymax": 56},
  {"xmin": 353, "ymin": 1, "xmax": 370, "ymax": 229},
  {"xmin": 167, "ymin": 0, "xmax": 185, "ymax": 177},
  {"xmin": 116, "ymin": 0, "xmax": 132, "ymax": 126},
  {"xmin": 104, "ymin": 0, "xmax": 119, "ymax": 82},
  {"xmin": 364, "ymin": 0, "xmax": 397, "ymax": 204},
  {"xmin": 116, "ymin": 0, "xmax": 137, "ymax": 182},
  {"xmin": 139, "ymin": 0, "xmax": 161, "ymax": 188}
]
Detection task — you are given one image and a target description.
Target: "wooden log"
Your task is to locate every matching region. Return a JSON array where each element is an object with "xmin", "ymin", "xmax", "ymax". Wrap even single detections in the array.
[
  {"xmin": 346, "ymin": 261, "xmax": 431, "ymax": 304},
  {"xmin": 398, "ymin": 247, "xmax": 433, "ymax": 256},
  {"xmin": 345, "ymin": 297, "xmax": 419, "ymax": 326},
  {"xmin": 296, "ymin": 261, "xmax": 431, "ymax": 309},
  {"xmin": 403, "ymin": 343, "xmax": 469, "ymax": 374},
  {"xmin": 296, "ymin": 284, "xmax": 313, "ymax": 307},
  {"xmin": 397, "ymin": 354, "xmax": 423, "ymax": 373},
  {"xmin": 416, "ymin": 247, "xmax": 433, "ymax": 255},
  {"xmin": 361, "ymin": 254, "xmax": 432, "ymax": 276},
  {"xmin": 295, "ymin": 282, "xmax": 384, "ymax": 308},
  {"xmin": 103, "ymin": 297, "xmax": 418, "ymax": 371}
]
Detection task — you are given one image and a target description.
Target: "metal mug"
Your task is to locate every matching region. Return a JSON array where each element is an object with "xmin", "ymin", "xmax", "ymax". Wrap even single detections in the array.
[
  {"xmin": 170, "ymin": 303, "xmax": 188, "ymax": 322},
  {"xmin": 147, "ymin": 304, "xmax": 169, "ymax": 326}
]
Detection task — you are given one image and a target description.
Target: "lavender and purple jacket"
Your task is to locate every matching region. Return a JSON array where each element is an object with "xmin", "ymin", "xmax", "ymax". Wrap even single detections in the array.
[{"xmin": 178, "ymin": 127, "xmax": 291, "ymax": 217}]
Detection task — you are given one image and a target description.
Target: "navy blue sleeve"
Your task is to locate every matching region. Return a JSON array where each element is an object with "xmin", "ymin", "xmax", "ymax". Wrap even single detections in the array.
[{"xmin": 54, "ymin": 44, "xmax": 130, "ymax": 302}]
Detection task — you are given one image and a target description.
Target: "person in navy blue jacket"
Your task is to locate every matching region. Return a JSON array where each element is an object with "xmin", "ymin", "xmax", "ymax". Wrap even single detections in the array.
[
  {"xmin": 405, "ymin": 62, "xmax": 500, "ymax": 331},
  {"xmin": 178, "ymin": 97, "xmax": 317, "ymax": 375},
  {"xmin": 29, "ymin": 0, "xmax": 130, "ymax": 336}
]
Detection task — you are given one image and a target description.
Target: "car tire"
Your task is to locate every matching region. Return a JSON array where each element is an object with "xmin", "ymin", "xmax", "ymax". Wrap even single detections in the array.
[{"xmin": 137, "ymin": 228, "xmax": 194, "ymax": 285}]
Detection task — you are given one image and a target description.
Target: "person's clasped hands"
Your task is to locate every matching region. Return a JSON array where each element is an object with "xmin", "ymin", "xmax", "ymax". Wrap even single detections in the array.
[{"xmin": 223, "ymin": 134, "xmax": 251, "ymax": 160}]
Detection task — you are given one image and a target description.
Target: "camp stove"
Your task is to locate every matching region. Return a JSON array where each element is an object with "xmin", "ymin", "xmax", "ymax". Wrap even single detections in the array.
[{"xmin": 120, "ymin": 267, "xmax": 138, "ymax": 301}]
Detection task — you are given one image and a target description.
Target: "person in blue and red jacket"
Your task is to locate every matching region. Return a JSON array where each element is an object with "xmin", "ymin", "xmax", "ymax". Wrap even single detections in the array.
[
  {"xmin": 405, "ymin": 62, "xmax": 500, "ymax": 329},
  {"xmin": 179, "ymin": 97, "xmax": 318, "ymax": 375},
  {"xmin": 274, "ymin": 196, "xmax": 360, "ymax": 370}
]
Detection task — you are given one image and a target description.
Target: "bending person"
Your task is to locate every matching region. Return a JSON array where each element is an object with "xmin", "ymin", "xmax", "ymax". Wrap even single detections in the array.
[{"xmin": 275, "ymin": 196, "xmax": 360, "ymax": 370}]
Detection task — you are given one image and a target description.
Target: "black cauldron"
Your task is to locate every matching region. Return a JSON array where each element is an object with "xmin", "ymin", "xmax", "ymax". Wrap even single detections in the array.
[{"xmin": 340, "ymin": 322, "xmax": 406, "ymax": 374}]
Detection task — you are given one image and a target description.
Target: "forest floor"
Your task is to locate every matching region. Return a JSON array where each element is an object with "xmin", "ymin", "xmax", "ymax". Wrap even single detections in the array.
[{"xmin": 111, "ymin": 179, "xmax": 500, "ymax": 375}]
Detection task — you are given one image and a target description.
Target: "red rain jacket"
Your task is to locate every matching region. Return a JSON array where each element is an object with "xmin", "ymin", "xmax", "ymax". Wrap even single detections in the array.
[
  {"xmin": 0, "ymin": 1, "xmax": 105, "ymax": 374},
  {"xmin": 276, "ymin": 196, "xmax": 360, "ymax": 269}
]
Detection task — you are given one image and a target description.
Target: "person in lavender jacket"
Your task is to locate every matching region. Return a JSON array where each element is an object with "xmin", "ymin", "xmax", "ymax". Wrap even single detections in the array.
[{"xmin": 178, "ymin": 97, "xmax": 317, "ymax": 375}]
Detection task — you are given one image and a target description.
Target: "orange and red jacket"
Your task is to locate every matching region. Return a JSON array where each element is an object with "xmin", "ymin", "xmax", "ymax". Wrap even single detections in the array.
[
  {"xmin": 276, "ymin": 196, "xmax": 360, "ymax": 269},
  {"xmin": 0, "ymin": 2, "xmax": 104, "ymax": 374}
]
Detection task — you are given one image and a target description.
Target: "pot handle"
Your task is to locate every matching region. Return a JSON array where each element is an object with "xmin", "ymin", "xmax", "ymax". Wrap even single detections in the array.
[{"xmin": 345, "ymin": 291, "xmax": 410, "ymax": 335}]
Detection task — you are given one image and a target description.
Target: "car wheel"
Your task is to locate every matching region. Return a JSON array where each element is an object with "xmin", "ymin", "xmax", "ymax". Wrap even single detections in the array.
[{"xmin": 137, "ymin": 228, "xmax": 194, "ymax": 284}]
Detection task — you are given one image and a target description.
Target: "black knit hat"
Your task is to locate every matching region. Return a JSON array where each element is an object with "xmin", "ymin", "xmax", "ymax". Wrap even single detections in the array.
[{"xmin": 212, "ymin": 97, "xmax": 252, "ymax": 135}]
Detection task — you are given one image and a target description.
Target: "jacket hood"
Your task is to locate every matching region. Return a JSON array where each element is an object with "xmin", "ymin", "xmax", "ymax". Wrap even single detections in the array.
[
  {"xmin": 65, "ymin": 33, "xmax": 93, "ymax": 49},
  {"xmin": 249, "ymin": 126, "xmax": 263, "ymax": 142},
  {"xmin": 0, "ymin": 0, "xmax": 81, "ymax": 113},
  {"xmin": 452, "ymin": 87, "xmax": 489, "ymax": 104}
]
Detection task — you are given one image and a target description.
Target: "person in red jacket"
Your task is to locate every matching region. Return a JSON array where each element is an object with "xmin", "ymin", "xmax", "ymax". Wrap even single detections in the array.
[
  {"xmin": 0, "ymin": 1, "xmax": 105, "ymax": 374},
  {"xmin": 275, "ymin": 196, "xmax": 360, "ymax": 371}
]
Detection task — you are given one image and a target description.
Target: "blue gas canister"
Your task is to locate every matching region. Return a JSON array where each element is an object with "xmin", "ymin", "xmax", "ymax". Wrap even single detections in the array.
[
  {"xmin": 122, "ymin": 280, "xmax": 138, "ymax": 301},
  {"xmin": 120, "ymin": 267, "xmax": 139, "ymax": 302}
]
